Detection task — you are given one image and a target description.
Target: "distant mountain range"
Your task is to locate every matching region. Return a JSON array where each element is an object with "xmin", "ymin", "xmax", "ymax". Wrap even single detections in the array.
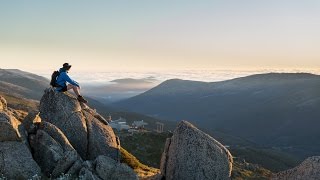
[
  {"xmin": 0, "ymin": 69, "xmax": 49, "ymax": 100},
  {"xmin": 114, "ymin": 73, "xmax": 320, "ymax": 158}
]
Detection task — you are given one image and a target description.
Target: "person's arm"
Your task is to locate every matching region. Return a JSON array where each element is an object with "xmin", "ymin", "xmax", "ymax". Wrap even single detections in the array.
[{"xmin": 62, "ymin": 72, "xmax": 80, "ymax": 87}]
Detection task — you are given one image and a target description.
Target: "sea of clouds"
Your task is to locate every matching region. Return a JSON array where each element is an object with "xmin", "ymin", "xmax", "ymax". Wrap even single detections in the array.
[{"xmin": 38, "ymin": 68, "xmax": 320, "ymax": 86}]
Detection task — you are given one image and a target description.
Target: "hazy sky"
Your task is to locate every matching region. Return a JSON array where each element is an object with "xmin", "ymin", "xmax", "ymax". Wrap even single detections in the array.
[{"xmin": 1, "ymin": 0, "xmax": 320, "ymax": 72}]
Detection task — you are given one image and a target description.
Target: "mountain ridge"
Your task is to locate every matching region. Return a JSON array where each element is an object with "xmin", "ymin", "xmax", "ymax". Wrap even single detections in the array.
[
  {"xmin": 0, "ymin": 69, "xmax": 49, "ymax": 100},
  {"xmin": 114, "ymin": 72, "xmax": 320, "ymax": 159}
]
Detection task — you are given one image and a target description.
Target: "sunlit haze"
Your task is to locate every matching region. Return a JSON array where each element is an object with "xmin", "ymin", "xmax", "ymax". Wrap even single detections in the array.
[{"xmin": 1, "ymin": 0, "xmax": 320, "ymax": 73}]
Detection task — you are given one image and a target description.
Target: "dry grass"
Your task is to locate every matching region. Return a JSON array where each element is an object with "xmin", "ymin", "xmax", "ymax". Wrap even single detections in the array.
[
  {"xmin": 120, "ymin": 147, "xmax": 160, "ymax": 179},
  {"xmin": 0, "ymin": 92, "xmax": 39, "ymax": 112}
]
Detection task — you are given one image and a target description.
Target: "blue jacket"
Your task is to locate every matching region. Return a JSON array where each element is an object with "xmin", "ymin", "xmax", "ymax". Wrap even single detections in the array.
[{"xmin": 55, "ymin": 68, "xmax": 79, "ymax": 91}]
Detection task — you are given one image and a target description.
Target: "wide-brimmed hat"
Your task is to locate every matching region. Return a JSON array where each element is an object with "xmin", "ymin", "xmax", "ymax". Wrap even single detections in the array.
[{"xmin": 63, "ymin": 63, "xmax": 72, "ymax": 70}]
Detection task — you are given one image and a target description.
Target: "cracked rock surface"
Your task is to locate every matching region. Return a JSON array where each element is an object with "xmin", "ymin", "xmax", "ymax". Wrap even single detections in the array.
[{"xmin": 39, "ymin": 88, "xmax": 120, "ymax": 161}]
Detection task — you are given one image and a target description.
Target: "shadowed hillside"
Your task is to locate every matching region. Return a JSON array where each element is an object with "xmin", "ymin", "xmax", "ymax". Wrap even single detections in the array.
[
  {"xmin": 114, "ymin": 73, "xmax": 320, "ymax": 158},
  {"xmin": 0, "ymin": 69, "xmax": 49, "ymax": 100}
]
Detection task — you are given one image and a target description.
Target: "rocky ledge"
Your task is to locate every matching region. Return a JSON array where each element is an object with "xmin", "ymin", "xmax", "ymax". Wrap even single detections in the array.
[{"xmin": 0, "ymin": 89, "xmax": 137, "ymax": 180}]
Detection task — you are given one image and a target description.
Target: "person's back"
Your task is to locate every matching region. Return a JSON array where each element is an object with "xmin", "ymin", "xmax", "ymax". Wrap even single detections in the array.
[{"xmin": 54, "ymin": 63, "xmax": 88, "ymax": 103}]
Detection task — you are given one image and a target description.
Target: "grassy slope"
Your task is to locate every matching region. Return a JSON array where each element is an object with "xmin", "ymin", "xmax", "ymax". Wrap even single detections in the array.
[
  {"xmin": 230, "ymin": 147, "xmax": 301, "ymax": 172},
  {"xmin": 118, "ymin": 131, "xmax": 172, "ymax": 168},
  {"xmin": 232, "ymin": 161, "xmax": 272, "ymax": 180},
  {"xmin": 0, "ymin": 91, "xmax": 39, "ymax": 112},
  {"xmin": 120, "ymin": 147, "xmax": 159, "ymax": 179}
]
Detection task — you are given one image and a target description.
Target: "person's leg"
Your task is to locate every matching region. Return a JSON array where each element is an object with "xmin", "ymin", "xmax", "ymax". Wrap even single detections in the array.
[
  {"xmin": 67, "ymin": 84, "xmax": 88, "ymax": 103},
  {"xmin": 67, "ymin": 84, "xmax": 80, "ymax": 96}
]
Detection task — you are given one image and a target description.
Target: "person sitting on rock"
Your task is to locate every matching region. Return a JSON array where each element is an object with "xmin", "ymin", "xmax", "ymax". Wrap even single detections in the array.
[{"xmin": 55, "ymin": 63, "xmax": 88, "ymax": 103}]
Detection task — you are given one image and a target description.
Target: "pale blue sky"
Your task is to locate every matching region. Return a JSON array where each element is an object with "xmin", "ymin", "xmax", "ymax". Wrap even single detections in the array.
[{"xmin": 0, "ymin": 0, "xmax": 319, "ymax": 71}]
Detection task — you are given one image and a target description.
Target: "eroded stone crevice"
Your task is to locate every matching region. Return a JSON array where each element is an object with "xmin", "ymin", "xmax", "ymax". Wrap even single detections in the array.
[
  {"xmin": 160, "ymin": 138, "xmax": 171, "ymax": 178},
  {"xmin": 82, "ymin": 110, "xmax": 93, "ymax": 160}
]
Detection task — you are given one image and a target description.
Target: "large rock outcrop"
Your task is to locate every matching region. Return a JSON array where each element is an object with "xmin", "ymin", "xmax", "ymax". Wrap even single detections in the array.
[
  {"xmin": 160, "ymin": 120, "xmax": 233, "ymax": 180},
  {"xmin": 0, "ymin": 92, "xmax": 139, "ymax": 179},
  {"xmin": 39, "ymin": 88, "xmax": 120, "ymax": 161},
  {"xmin": 0, "ymin": 95, "xmax": 41, "ymax": 179},
  {"xmin": 272, "ymin": 156, "xmax": 320, "ymax": 180}
]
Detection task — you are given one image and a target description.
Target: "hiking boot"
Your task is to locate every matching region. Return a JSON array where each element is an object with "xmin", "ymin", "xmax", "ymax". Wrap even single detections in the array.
[{"xmin": 77, "ymin": 95, "xmax": 88, "ymax": 103}]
